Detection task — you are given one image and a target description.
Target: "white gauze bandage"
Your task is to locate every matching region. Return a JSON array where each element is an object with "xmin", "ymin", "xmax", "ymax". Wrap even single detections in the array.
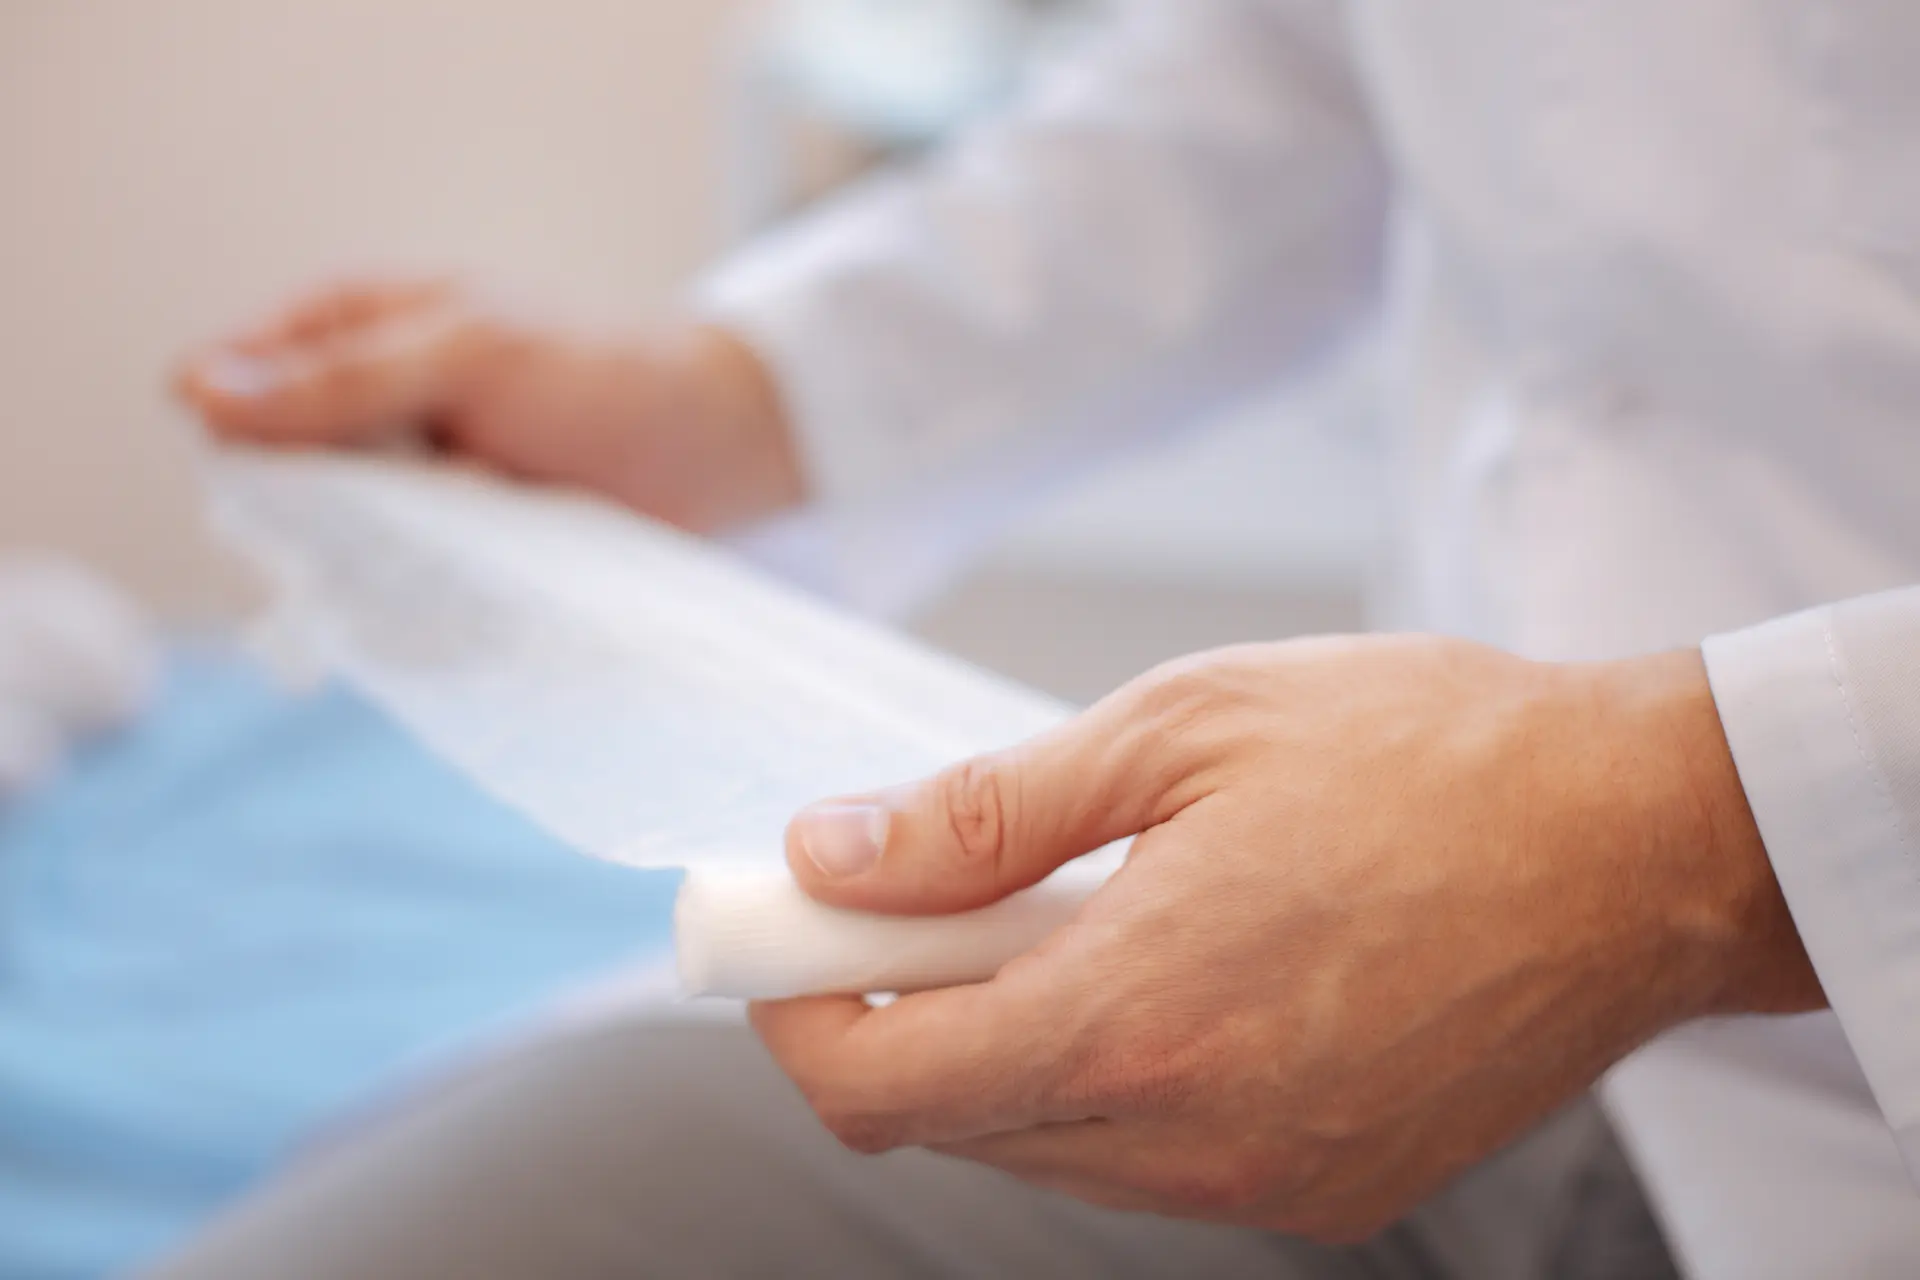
[{"xmin": 204, "ymin": 450, "xmax": 1113, "ymax": 999}]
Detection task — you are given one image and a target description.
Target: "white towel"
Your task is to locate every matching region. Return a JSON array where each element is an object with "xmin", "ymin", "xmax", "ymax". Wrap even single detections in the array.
[{"xmin": 204, "ymin": 450, "xmax": 1102, "ymax": 998}]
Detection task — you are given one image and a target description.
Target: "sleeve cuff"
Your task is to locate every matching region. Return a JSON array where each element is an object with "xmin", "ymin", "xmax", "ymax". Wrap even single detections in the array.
[{"xmin": 1703, "ymin": 594, "xmax": 1920, "ymax": 1178}]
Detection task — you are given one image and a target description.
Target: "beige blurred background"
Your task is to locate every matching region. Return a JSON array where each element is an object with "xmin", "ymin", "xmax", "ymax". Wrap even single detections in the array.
[
  {"xmin": 0, "ymin": 0, "xmax": 1379, "ymax": 699},
  {"xmin": 0, "ymin": 0, "xmax": 756, "ymax": 617}
]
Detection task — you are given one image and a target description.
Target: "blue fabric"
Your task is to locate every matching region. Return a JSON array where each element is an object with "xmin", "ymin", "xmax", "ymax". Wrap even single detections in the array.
[{"xmin": 0, "ymin": 650, "xmax": 679, "ymax": 1278}]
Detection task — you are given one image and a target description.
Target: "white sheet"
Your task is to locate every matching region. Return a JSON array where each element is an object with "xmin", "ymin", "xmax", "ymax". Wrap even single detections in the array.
[{"xmin": 205, "ymin": 450, "xmax": 1109, "ymax": 998}]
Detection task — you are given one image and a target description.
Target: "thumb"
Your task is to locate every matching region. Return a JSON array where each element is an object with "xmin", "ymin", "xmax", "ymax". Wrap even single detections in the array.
[{"xmin": 786, "ymin": 683, "xmax": 1194, "ymax": 915}]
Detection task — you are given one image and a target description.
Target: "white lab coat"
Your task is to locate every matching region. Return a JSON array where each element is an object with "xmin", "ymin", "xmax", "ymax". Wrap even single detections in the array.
[{"xmin": 704, "ymin": 1, "xmax": 1920, "ymax": 1274}]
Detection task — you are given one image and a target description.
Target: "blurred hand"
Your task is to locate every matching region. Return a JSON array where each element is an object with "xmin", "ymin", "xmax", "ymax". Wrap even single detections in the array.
[
  {"xmin": 752, "ymin": 636, "xmax": 1822, "ymax": 1241},
  {"xmin": 176, "ymin": 279, "xmax": 804, "ymax": 531}
]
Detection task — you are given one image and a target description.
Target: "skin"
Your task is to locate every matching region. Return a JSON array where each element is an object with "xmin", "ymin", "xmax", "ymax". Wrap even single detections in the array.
[
  {"xmin": 178, "ymin": 280, "xmax": 1823, "ymax": 1243},
  {"xmin": 757, "ymin": 638, "xmax": 1823, "ymax": 1241},
  {"xmin": 175, "ymin": 279, "xmax": 804, "ymax": 532}
]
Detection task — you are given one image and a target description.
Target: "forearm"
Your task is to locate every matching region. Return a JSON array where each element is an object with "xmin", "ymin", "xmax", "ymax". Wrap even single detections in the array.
[{"xmin": 612, "ymin": 324, "xmax": 804, "ymax": 530}]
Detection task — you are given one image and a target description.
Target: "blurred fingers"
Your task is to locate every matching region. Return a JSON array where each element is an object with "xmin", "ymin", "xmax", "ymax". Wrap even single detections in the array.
[
  {"xmin": 227, "ymin": 277, "xmax": 456, "ymax": 354},
  {"xmin": 177, "ymin": 306, "xmax": 469, "ymax": 446}
]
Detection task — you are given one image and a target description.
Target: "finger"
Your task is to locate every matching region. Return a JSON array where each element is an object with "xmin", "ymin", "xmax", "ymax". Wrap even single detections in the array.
[
  {"xmin": 749, "ymin": 969, "xmax": 1081, "ymax": 1151},
  {"xmin": 785, "ymin": 676, "xmax": 1208, "ymax": 916},
  {"xmin": 178, "ymin": 309, "xmax": 464, "ymax": 446},
  {"xmin": 227, "ymin": 278, "xmax": 455, "ymax": 355}
]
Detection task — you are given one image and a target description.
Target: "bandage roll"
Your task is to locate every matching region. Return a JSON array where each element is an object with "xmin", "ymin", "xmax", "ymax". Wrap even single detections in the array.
[{"xmin": 675, "ymin": 867, "xmax": 1106, "ymax": 999}]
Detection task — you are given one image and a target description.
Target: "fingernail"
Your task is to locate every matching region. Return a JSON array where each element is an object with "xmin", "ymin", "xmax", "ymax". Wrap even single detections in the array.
[
  {"xmin": 197, "ymin": 353, "xmax": 279, "ymax": 398},
  {"xmin": 797, "ymin": 803, "xmax": 887, "ymax": 878}
]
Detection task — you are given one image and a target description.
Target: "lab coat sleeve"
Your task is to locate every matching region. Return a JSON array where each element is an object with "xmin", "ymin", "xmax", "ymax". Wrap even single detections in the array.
[
  {"xmin": 1703, "ymin": 585, "xmax": 1920, "ymax": 1183},
  {"xmin": 701, "ymin": 0, "xmax": 1389, "ymax": 612}
]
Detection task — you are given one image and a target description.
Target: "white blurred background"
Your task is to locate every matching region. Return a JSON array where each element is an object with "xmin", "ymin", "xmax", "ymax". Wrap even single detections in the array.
[{"xmin": 0, "ymin": 0, "xmax": 1381, "ymax": 700}]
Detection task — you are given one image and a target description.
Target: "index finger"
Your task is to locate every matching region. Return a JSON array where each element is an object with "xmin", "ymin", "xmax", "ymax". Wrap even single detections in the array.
[
  {"xmin": 228, "ymin": 278, "xmax": 456, "ymax": 355},
  {"xmin": 749, "ymin": 968, "xmax": 1083, "ymax": 1154}
]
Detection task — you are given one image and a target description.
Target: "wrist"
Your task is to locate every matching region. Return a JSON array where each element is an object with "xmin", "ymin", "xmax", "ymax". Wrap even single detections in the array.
[
  {"xmin": 547, "ymin": 320, "xmax": 805, "ymax": 532},
  {"xmin": 664, "ymin": 324, "xmax": 806, "ymax": 527},
  {"xmin": 1590, "ymin": 649, "xmax": 1825, "ymax": 1019}
]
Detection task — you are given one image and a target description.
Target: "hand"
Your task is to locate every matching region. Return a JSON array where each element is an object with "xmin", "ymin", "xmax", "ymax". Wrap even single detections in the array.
[
  {"xmin": 175, "ymin": 279, "xmax": 804, "ymax": 531},
  {"xmin": 751, "ymin": 635, "xmax": 1823, "ymax": 1241}
]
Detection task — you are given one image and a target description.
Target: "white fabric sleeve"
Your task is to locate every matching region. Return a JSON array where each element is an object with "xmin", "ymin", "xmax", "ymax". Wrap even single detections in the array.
[
  {"xmin": 703, "ymin": 0, "xmax": 1389, "ymax": 611},
  {"xmin": 1702, "ymin": 585, "xmax": 1920, "ymax": 1183}
]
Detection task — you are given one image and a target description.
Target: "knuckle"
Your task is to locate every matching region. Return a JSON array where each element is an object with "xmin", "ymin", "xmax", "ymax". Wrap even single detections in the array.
[
  {"xmin": 238, "ymin": 373, "xmax": 312, "ymax": 426},
  {"xmin": 1124, "ymin": 652, "xmax": 1263, "ymax": 757},
  {"xmin": 815, "ymin": 1104, "xmax": 901, "ymax": 1156},
  {"xmin": 1112, "ymin": 645, "xmax": 1286, "ymax": 794},
  {"xmin": 1130, "ymin": 657, "xmax": 1230, "ymax": 733},
  {"xmin": 937, "ymin": 756, "xmax": 1017, "ymax": 876},
  {"xmin": 796, "ymin": 1076, "xmax": 905, "ymax": 1156},
  {"xmin": 317, "ymin": 354, "xmax": 376, "ymax": 398},
  {"xmin": 295, "ymin": 364, "xmax": 374, "ymax": 425}
]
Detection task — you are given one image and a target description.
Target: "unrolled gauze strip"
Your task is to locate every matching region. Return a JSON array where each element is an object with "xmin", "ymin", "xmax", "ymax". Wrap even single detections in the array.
[
  {"xmin": 203, "ymin": 449, "xmax": 1101, "ymax": 998},
  {"xmin": 677, "ymin": 867, "xmax": 1106, "ymax": 999}
]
